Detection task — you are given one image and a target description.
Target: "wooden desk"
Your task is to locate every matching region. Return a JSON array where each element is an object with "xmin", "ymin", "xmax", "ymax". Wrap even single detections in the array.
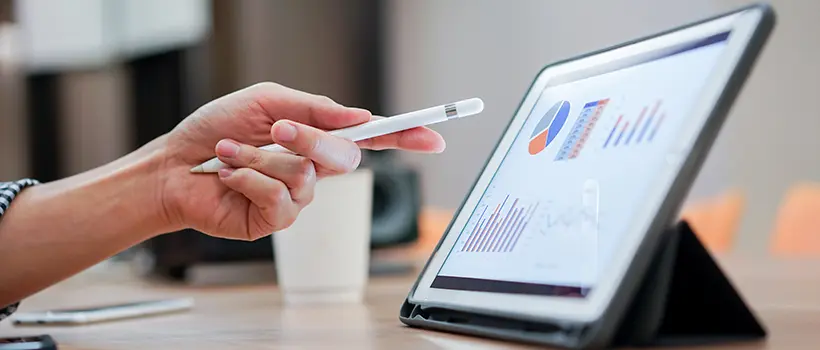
[{"xmin": 2, "ymin": 256, "xmax": 820, "ymax": 349}]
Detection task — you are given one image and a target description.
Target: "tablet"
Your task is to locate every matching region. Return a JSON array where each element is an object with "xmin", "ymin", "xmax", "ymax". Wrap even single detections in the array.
[{"xmin": 406, "ymin": 3, "xmax": 773, "ymax": 336}]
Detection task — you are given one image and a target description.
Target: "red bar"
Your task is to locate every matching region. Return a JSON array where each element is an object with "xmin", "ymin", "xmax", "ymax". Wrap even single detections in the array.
[
  {"xmin": 502, "ymin": 205, "xmax": 531, "ymax": 252},
  {"xmin": 490, "ymin": 207, "xmax": 520, "ymax": 252},
  {"xmin": 648, "ymin": 112, "xmax": 666, "ymax": 141},
  {"xmin": 466, "ymin": 212, "xmax": 495, "ymax": 251},
  {"xmin": 467, "ymin": 200, "xmax": 503, "ymax": 251},
  {"xmin": 505, "ymin": 203, "xmax": 539, "ymax": 252},
  {"xmin": 494, "ymin": 207, "xmax": 526, "ymax": 252},
  {"xmin": 461, "ymin": 206, "xmax": 488, "ymax": 251},
  {"xmin": 485, "ymin": 200, "xmax": 519, "ymax": 252},
  {"xmin": 649, "ymin": 99, "xmax": 662, "ymax": 118},
  {"xmin": 461, "ymin": 212, "xmax": 487, "ymax": 251},
  {"xmin": 636, "ymin": 106, "xmax": 648, "ymax": 127},
  {"xmin": 465, "ymin": 219, "xmax": 492, "ymax": 248},
  {"xmin": 476, "ymin": 198, "xmax": 515, "ymax": 252},
  {"xmin": 472, "ymin": 196, "xmax": 510, "ymax": 252}
]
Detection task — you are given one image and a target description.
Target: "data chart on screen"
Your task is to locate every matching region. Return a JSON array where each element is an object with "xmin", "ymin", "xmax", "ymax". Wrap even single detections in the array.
[{"xmin": 435, "ymin": 32, "xmax": 730, "ymax": 293}]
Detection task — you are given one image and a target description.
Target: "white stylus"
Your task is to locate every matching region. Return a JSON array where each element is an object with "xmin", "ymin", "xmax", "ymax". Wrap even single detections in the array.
[{"xmin": 190, "ymin": 97, "xmax": 485, "ymax": 173}]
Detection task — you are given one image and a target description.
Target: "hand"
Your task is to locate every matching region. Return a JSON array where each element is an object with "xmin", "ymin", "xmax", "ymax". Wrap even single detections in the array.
[{"xmin": 156, "ymin": 82, "xmax": 445, "ymax": 241}]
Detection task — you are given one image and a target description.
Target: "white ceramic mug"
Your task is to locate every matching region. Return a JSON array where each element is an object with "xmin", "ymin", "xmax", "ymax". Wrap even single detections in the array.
[{"xmin": 273, "ymin": 169, "xmax": 373, "ymax": 304}]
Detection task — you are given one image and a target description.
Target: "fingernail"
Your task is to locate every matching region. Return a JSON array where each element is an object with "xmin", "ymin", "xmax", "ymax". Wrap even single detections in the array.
[
  {"xmin": 273, "ymin": 121, "xmax": 297, "ymax": 142},
  {"xmin": 350, "ymin": 107, "xmax": 372, "ymax": 115},
  {"xmin": 216, "ymin": 139, "xmax": 240, "ymax": 158},
  {"xmin": 219, "ymin": 168, "xmax": 235, "ymax": 178},
  {"xmin": 435, "ymin": 140, "xmax": 447, "ymax": 153}
]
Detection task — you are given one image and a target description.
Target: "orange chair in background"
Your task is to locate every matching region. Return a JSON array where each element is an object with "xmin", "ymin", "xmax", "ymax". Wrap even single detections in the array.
[
  {"xmin": 416, "ymin": 207, "xmax": 455, "ymax": 255},
  {"xmin": 770, "ymin": 183, "xmax": 820, "ymax": 256},
  {"xmin": 679, "ymin": 189, "xmax": 746, "ymax": 253}
]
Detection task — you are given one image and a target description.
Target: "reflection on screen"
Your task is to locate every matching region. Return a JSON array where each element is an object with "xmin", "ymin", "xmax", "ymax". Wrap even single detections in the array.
[{"xmin": 433, "ymin": 32, "xmax": 731, "ymax": 297}]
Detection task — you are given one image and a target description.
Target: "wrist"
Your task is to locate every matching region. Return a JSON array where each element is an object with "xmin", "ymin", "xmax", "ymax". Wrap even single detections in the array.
[
  {"xmin": 74, "ymin": 133, "xmax": 180, "ymax": 238},
  {"xmin": 133, "ymin": 133, "xmax": 184, "ymax": 235},
  {"xmin": 96, "ymin": 144, "xmax": 177, "ymax": 239}
]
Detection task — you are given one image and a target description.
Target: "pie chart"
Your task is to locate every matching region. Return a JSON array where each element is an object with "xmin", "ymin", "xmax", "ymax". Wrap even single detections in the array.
[{"xmin": 528, "ymin": 100, "xmax": 571, "ymax": 155}]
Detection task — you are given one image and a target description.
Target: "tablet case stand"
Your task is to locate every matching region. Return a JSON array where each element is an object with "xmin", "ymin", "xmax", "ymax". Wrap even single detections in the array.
[
  {"xmin": 610, "ymin": 221, "xmax": 765, "ymax": 347},
  {"xmin": 399, "ymin": 221, "xmax": 766, "ymax": 349}
]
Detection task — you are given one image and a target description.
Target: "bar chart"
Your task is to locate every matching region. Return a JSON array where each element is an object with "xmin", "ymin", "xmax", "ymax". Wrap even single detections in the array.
[
  {"xmin": 555, "ymin": 99, "xmax": 609, "ymax": 161},
  {"xmin": 461, "ymin": 195, "xmax": 539, "ymax": 253},
  {"xmin": 603, "ymin": 99, "xmax": 664, "ymax": 148}
]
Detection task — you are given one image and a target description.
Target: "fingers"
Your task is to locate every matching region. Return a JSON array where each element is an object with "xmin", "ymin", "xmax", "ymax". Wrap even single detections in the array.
[
  {"xmin": 217, "ymin": 168, "xmax": 298, "ymax": 232},
  {"xmin": 270, "ymin": 120, "xmax": 362, "ymax": 176},
  {"xmin": 340, "ymin": 116, "xmax": 445, "ymax": 153},
  {"xmin": 246, "ymin": 82, "xmax": 371, "ymax": 130},
  {"xmin": 357, "ymin": 126, "xmax": 446, "ymax": 153},
  {"xmin": 215, "ymin": 139, "xmax": 316, "ymax": 205}
]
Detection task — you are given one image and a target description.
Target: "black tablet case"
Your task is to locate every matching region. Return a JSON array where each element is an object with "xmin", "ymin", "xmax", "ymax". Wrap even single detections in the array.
[
  {"xmin": 400, "ymin": 222, "xmax": 766, "ymax": 348},
  {"xmin": 399, "ymin": 3, "xmax": 775, "ymax": 349}
]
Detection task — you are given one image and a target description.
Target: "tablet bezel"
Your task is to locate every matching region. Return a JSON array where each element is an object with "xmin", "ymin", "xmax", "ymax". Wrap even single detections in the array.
[{"xmin": 409, "ymin": 6, "xmax": 768, "ymax": 324}]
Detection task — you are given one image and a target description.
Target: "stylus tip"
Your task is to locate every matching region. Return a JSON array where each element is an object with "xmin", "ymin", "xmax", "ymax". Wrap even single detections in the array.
[{"xmin": 456, "ymin": 98, "xmax": 485, "ymax": 117}]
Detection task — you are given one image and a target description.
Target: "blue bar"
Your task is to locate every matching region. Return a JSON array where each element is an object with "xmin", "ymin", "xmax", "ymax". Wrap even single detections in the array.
[
  {"xmin": 624, "ymin": 123, "xmax": 638, "ymax": 145},
  {"xmin": 475, "ymin": 195, "xmax": 509, "ymax": 252},
  {"xmin": 613, "ymin": 122, "xmax": 629, "ymax": 146},
  {"xmin": 636, "ymin": 116, "xmax": 653, "ymax": 143},
  {"xmin": 648, "ymin": 116, "xmax": 663, "ymax": 142},
  {"xmin": 461, "ymin": 205, "xmax": 488, "ymax": 251},
  {"xmin": 602, "ymin": 117, "xmax": 621, "ymax": 148},
  {"xmin": 583, "ymin": 100, "xmax": 600, "ymax": 108}
]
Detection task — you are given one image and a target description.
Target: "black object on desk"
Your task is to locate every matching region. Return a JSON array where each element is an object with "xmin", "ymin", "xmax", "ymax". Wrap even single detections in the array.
[{"xmin": 0, "ymin": 334, "xmax": 57, "ymax": 350}]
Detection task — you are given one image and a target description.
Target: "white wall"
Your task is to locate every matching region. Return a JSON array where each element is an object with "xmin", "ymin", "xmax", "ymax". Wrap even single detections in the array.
[
  {"xmin": 385, "ymin": 0, "xmax": 820, "ymax": 252},
  {"xmin": 14, "ymin": 0, "xmax": 210, "ymax": 72}
]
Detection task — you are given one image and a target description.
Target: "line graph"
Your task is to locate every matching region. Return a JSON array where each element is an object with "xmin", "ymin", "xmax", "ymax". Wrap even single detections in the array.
[{"xmin": 543, "ymin": 205, "xmax": 599, "ymax": 230}]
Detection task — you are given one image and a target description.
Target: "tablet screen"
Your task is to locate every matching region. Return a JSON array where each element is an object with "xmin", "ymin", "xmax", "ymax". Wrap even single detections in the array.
[{"xmin": 432, "ymin": 31, "xmax": 731, "ymax": 298}]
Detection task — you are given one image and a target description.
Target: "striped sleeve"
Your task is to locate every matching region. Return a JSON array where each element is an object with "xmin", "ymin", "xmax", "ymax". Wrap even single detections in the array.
[{"xmin": 0, "ymin": 178, "xmax": 40, "ymax": 322}]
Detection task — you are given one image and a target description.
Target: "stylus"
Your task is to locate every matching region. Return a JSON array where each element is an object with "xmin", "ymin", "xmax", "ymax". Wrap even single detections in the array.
[{"xmin": 190, "ymin": 97, "xmax": 485, "ymax": 173}]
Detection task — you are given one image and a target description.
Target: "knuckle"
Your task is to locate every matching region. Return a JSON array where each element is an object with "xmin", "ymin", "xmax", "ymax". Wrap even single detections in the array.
[
  {"xmin": 295, "ymin": 158, "xmax": 316, "ymax": 185},
  {"xmin": 282, "ymin": 211, "xmax": 299, "ymax": 230},
  {"xmin": 230, "ymin": 168, "xmax": 251, "ymax": 187},
  {"xmin": 346, "ymin": 147, "xmax": 363, "ymax": 171},
  {"xmin": 307, "ymin": 132, "xmax": 323, "ymax": 155},
  {"xmin": 316, "ymin": 94, "xmax": 335, "ymax": 105},
  {"xmin": 269, "ymin": 183, "xmax": 290, "ymax": 207},
  {"xmin": 252, "ymin": 81, "xmax": 281, "ymax": 93},
  {"xmin": 301, "ymin": 188, "xmax": 315, "ymax": 206},
  {"xmin": 246, "ymin": 149, "xmax": 265, "ymax": 168},
  {"xmin": 271, "ymin": 207, "xmax": 298, "ymax": 232}
]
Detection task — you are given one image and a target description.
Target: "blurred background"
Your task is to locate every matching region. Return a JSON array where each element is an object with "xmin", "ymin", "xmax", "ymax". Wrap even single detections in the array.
[{"xmin": 0, "ymin": 0, "xmax": 817, "ymax": 280}]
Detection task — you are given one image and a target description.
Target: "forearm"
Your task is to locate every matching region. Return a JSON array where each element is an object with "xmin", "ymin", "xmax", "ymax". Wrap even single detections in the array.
[
  {"xmin": 69, "ymin": 133, "xmax": 170, "ymax": 184},
  {"xmin": 0, "ymin": 138, "xmax": 175, "ymax": 307}
]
